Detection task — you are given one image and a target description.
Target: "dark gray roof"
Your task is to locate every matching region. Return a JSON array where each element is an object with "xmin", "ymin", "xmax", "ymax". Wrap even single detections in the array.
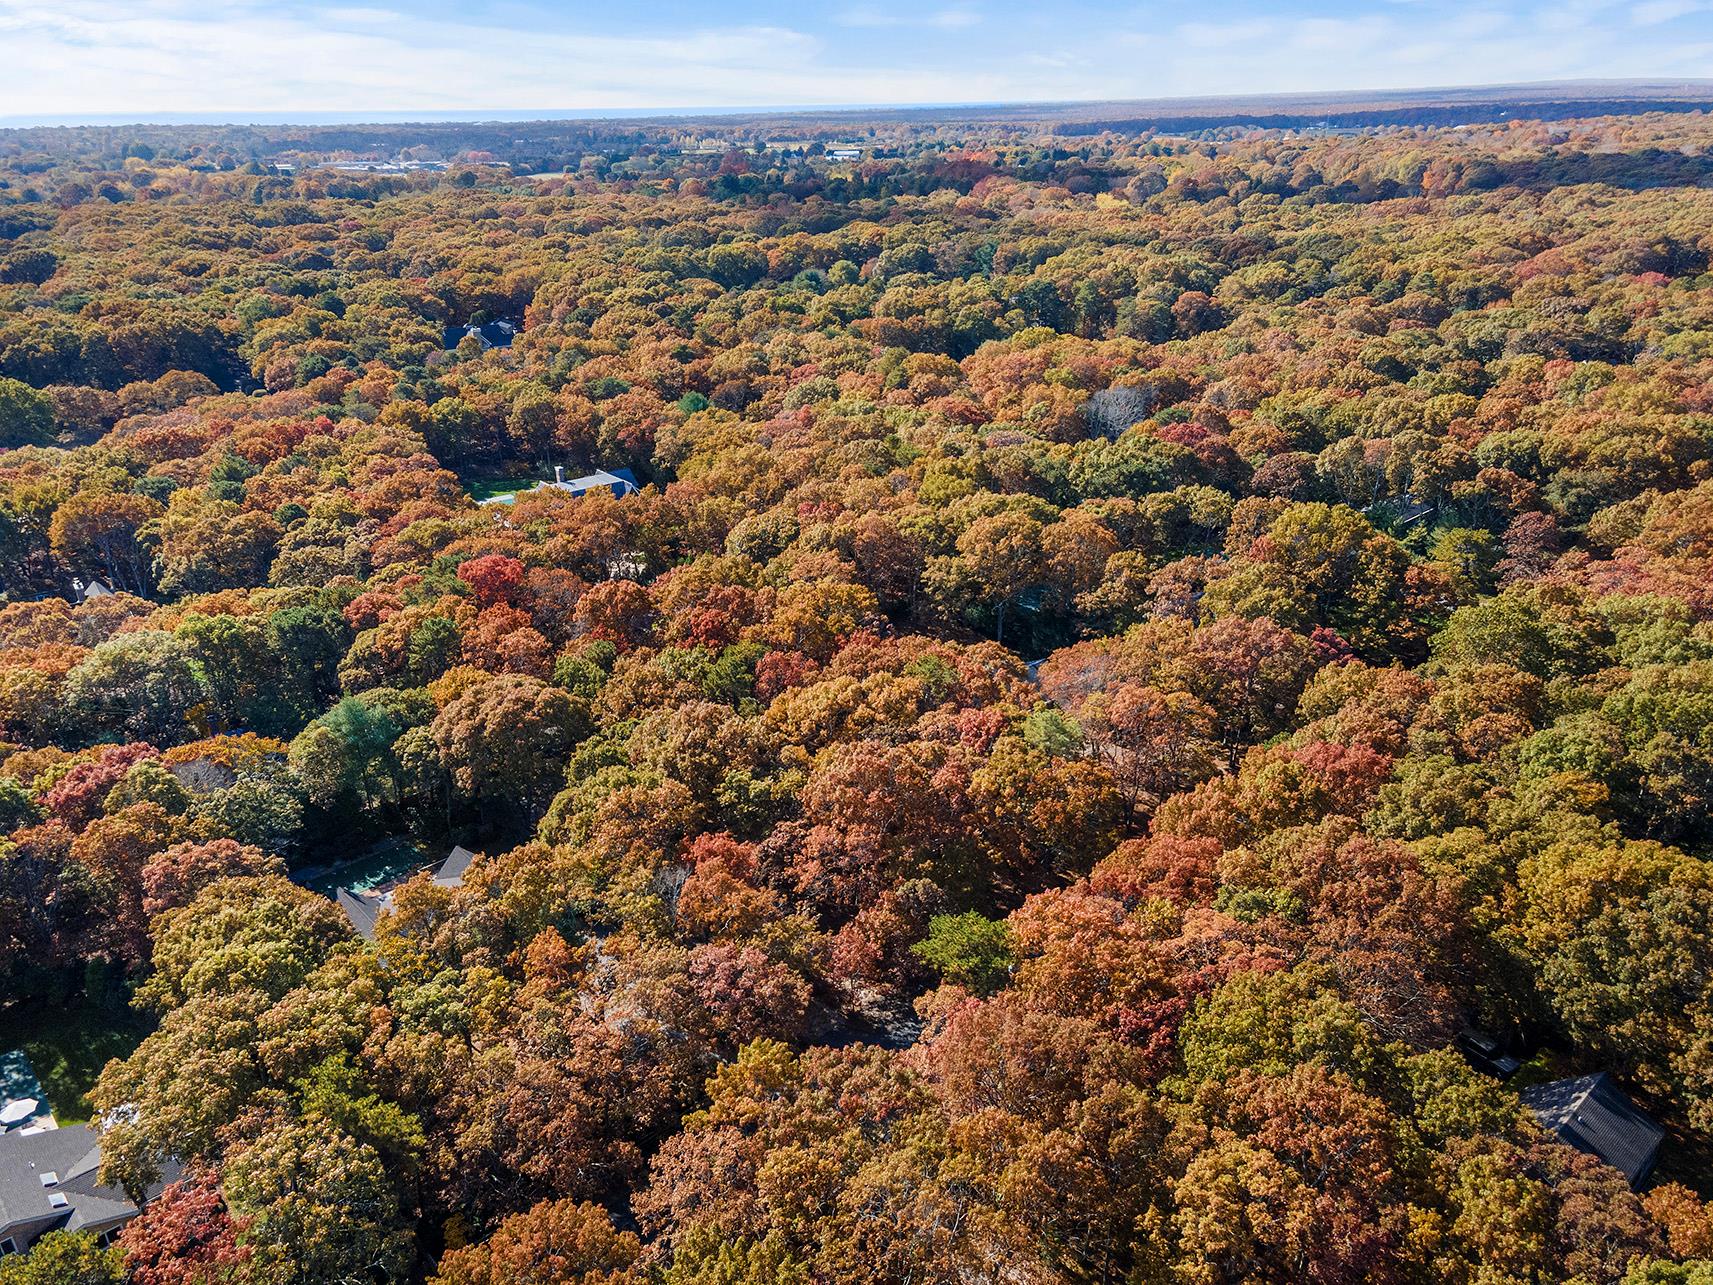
[
  {"xmin": 434, "ymin": 846, "xmax": 476, "ymax": 886},
  {"xmin": 166, "ymin": 757, "xmax": 239, "ymax": 795},
  {"xmin": 563, "ymin": 467, "xmax": 638, "ymax": 498},
  {"xmin": 1520, "ymin": 1073, "xmax": 1664, "ymax": 1187},
  {"xmin": 443, "ymin": 320, "xmax": 517, "ymax": 350},
  {"xmin": 478, "ymin": 467, "xmax": 638, "ymax": 506},
  {"xmin": 0, "ymin": 1125, "xmax": 138, "ymax": 1242},
  {"xmin": 336, "ymin": 888, "xmax": 384, "ymax": 941},
  {"xmin": 338, "ymin": 845, "xmax": 474, "ymax": 939}
]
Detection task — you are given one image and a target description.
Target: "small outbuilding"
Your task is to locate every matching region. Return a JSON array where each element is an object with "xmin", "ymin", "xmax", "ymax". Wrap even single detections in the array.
[
  {"xmin": 553, "ymin": 468, "xmax": 638, "ymax": 499},
  {"xmin": 1520, "ymin": 1072, "xmax": 1664, "ymax": 1188}
]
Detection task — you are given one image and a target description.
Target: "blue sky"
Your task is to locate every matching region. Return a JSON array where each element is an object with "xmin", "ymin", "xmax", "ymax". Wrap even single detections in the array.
[{"xmin": 3, "ymin": 0, "xmax": 1712, "ymax": 122}]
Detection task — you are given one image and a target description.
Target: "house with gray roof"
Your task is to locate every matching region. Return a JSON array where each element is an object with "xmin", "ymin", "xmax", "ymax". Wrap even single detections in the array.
[
  {"xmin": 434, "ymin": 845, "xmax": 477, "ymax": 886},
  {"xmin": 1520, "ymin": 1072, "xmax": 1664, "ymax": 1188},
  {"xmin": 69, "ymin": 578, "xmax": 113, "ymax": 606},
  {"xmin": 335, "ymin": 887, "xmax": 384, "ymax": 941},
  {"xmin": 0, "ymin": 1125, "xmax": 139, "ymax": 1256},
  {"xmin": 443, "ymin": 320, "xmax": 517, "ymax": 350},
  {"xmin": 336, "ymin": 845, "xmax": 478, "ymax": 941},
  {"xmin": 478, "ymin": 466, "xmax": 639, "ymax": 506}
]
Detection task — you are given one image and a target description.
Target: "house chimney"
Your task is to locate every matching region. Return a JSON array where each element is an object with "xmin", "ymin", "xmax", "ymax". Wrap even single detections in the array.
[{"xmin": 555, "ymin": 466, "xmax": 564, "ymax": 484}]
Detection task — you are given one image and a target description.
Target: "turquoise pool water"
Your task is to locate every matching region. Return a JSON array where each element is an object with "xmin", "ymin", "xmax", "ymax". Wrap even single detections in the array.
[{"xmin": 297, "ymin": 839, "xmax": 434, "ymax": 896}]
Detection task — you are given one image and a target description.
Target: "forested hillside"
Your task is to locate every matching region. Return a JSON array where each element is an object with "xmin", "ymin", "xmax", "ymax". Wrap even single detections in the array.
[{"xmin": 2, "ymin": 109, "xmax": 1713, "ymax": 1284}]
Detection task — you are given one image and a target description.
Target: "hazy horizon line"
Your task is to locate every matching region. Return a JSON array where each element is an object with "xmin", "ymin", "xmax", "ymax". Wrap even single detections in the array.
[{"xmin": 5, "ymin": 76, "xmax": 1713, "ymax": 132}]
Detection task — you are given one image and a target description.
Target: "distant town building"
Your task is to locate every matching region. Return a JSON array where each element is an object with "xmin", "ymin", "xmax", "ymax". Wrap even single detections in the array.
[
  {"xmin": 322, "ymin": 160, "xmax": 448, "ymax": 175},
  {"xmin": 1520, "ymin": 1073, "xmax": 1664, "ymax": 1188}
]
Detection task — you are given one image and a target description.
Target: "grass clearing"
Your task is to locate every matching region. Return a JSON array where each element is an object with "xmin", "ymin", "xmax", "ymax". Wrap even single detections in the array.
[
  {"xmin": 462, "ymin": 473, "xmax": 538, "ymax": 503},
  {"xmin": 8, "ymin": 989, "xmax": 154, "ymax": 1124}
]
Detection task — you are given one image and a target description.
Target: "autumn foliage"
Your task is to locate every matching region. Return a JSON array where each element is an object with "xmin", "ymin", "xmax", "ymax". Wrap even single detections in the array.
[{"xmin": 1, "ymin": 107, "xmax": 1712, "ymax": 1284}]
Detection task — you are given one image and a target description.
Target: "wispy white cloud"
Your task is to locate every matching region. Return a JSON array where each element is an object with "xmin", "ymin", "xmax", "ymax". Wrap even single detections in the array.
[
  {"xmin": 0, "ymin": 0, "xmax": 1709, "ymax": 120},
  {"xmin": 834, "ymin": 4, "xmax": 981, "ymax": 29},
  {"xmin": 1631, "ymin": 0, "xmax": 1706, "ymax": 24},
  {"xmin": 0, "ymin": 1, "xmax": 999, "ymax": 115},
  {"xmin": 320, "ymin": 6, "xmax": 405, "ymax": 23},
  {"xmin": 1115, "ymin": 0, "xmax": 1713, "ymax": 98},
  {"xmin": 1175, "ymin": 17, "xmax": 1275, "ymax": 47}
]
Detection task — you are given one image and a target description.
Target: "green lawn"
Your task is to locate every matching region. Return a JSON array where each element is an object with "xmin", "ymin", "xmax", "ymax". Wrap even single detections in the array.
[
  {"xmin": 463, "ymin": 473, "xmax": 538, "ymax": 503},
  {"xmin": 9, "ymin": 991, "xmax": 154, "ymax": 1124}
]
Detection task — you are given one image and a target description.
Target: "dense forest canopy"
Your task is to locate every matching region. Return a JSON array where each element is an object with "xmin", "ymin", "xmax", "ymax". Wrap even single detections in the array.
[{"xmin": 1, "ymin": 104, "xmax": 1713, "ymax": 1284}]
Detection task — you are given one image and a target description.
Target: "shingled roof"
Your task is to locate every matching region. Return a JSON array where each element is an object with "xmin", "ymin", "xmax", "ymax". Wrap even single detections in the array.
[
  {"xmin": 0, "ymin": 1125, "xmax": 139, "ymax": 1251},
  {"xmin": 477, "ymin": 467, "xmax": 639, "ymax": 505},
  {"xmin": 335, "ymin": 888, "xmax": 384, "ymax": 941},
  {"xmin": 442, "ymin": 320, "xmax": 516, "ymax": 350},
  {"xmin": 434, "ymin": 846, "xmax": 476, "ymax": 886},
  {"xmin": 335, "ymin": 845, "xmax": 478, "ymax": 941},
  {"xmin": 1520, "ymin": 1073, "xmax": 1664, "ymax": 1188}
]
